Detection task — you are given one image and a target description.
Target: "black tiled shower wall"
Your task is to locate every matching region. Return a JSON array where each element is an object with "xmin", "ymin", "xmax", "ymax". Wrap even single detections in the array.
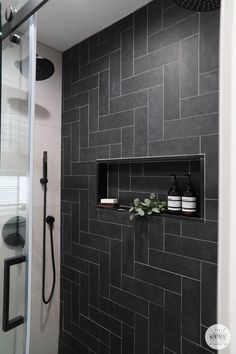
[{"xmin": 60, "ymin": 0, "xmax": 219, "ymax": 353}]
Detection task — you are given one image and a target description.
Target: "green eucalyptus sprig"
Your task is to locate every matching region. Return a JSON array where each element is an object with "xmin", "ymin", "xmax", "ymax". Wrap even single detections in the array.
[{"xmin": 129, "ymin": 193, "xmax": 167, "ymax": 221}]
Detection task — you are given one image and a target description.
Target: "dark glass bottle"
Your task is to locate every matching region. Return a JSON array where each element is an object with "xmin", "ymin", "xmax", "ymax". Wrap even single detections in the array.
[
  {"xmin": 182, "ymin": 173, "xmax": 197, "ymax": 216},
  {"xmin": 168, "ymin": 174, "xmax": 181, "ymax": 214}
]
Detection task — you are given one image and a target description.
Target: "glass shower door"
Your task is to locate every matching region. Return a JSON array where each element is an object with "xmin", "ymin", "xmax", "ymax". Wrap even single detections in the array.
[{"xmin": 0, "ymin": 15, "xmax": 35, "ymax": 354}]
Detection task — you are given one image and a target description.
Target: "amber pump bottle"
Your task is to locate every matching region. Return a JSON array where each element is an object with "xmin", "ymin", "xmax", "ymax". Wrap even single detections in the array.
[
  {"xmin": 167, "ymin": 174, "xmax": 182, "ymax": 214},
  {"xmin": 182, "ymin": 173, "xmax": 197, "ymax": 216}
]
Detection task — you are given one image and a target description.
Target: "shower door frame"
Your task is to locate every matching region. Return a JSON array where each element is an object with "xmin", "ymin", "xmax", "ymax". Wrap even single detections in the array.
[{"xmin": 1, "ymin": 1, "xmax": 49, "ymax": 353}]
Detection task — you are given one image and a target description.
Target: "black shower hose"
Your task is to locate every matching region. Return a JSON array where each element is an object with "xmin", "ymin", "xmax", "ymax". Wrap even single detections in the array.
[{"xmin": 42, "ymin": 183, "xmax": 56, "ymax": 304}]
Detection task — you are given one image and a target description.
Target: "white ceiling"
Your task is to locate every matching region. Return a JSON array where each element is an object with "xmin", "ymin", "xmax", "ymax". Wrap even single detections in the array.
[{"xmin": 37, "ymin": 0, "xmax": 150, "ymax": 52}]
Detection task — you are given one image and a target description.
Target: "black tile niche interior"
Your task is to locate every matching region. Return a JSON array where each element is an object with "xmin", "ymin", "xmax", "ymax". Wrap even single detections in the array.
[
  {"xmin": 60, "ymin": 0, "xmax": 219, "ymax": 353},
  {"xmin": 96, "ymin": 155, "xmax": 205, "ymax": 220}
]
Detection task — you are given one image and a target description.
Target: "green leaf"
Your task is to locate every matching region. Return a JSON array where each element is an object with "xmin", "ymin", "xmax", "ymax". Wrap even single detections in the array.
[
  {"xmin": 147, "ymin": 210, "xmax": 152, "ymax": 215},
  {"xmin": 134, "ymin": 198, "xmax": 140, "ymax": 207},
  {"xmin": 137, "ymin": 208, "xmax": 145, "ymax": 216},
  {"xmin": 152, "ymin": 207, "xmax": 161, "ymax": 214},
  {"xmin": 129, "ymin": 207, "xmax": 134, "ymax": 212},
  {"xmin": 144, "ymin": 198, "xmax": 151, "ymax": 206},
  {"xmin": 150, "ymin": 193, "xmax": 156, "ymax": 200}
]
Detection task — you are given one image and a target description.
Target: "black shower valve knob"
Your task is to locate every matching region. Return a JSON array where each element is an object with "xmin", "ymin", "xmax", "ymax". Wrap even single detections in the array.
[
  {"xmin": 46, "ymin": 216, "xmax": 55, "ymax": 226},
  {"xmin": 40, "ymin": 177, "xmax": 48, "ymax": 185}
]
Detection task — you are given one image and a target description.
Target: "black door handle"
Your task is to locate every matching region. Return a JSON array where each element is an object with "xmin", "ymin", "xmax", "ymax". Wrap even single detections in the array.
[{"xmin": 2, "ymin": 255, "xmax": 26, "ymax": 332}]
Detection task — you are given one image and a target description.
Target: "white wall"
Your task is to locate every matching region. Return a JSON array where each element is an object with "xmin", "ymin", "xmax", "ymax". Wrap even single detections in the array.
[
  {"xmin": 218, "ymin": 0, "xmax": 236, "ymax": 352},
  {"xmin": 29, "ymin": 42, "xmax": 62, "ymax": 354}
]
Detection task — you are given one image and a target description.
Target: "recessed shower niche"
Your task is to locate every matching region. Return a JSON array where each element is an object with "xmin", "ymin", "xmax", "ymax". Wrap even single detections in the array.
[{"xmin": 96, "ymin": 155, "xmax": 205, "ymax": 221}]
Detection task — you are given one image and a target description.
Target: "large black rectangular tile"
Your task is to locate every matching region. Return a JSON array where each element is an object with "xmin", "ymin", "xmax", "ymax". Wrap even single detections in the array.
[
  {"xmin": 80, "ymin": 315, "xmax": 110, "ymax": 345},
  {"xmin": 99, "ymin": 70, "xmax": 109, "ymax": 116},
  {"xmin": 89, "ymin": 128, "xmax": 121, "ymax": 146},
  {"xmin": 149, "ymin": 249, "xmax": 200, "ymax": 279},
  {"xmin": 165, "ymin": 291, "xmax": 181, "ymax": 353},
  {"xmin": 149, "ymin": 217, "xmax": 164, "ymax": 250},
  {"xmin": 80, "ymin": 146, "xmax": 109, "ymax": 161},
  {"xmin": 165, "ymin": 234, "xmax": 217, "ymax": 263},
  {"xmin": 135, "ymin": 42, "xmax": 179, "ymax": 74},
  {"xmin": 122, "ymin": 67, "xmax": 163, "ymax": 95},
  {"xmin": 200, "ymin": 70, "xmax": 219, "ymax": 94},
  {"xmin": 149, "ymin": 14, "xmax": 199, "ymax": 53},
  {"xmin": 149, "ymin": 137, "xmax": 200, "ymax": 156},
  {"xmin": 72, "ymin": 243, "xmax": 99, "ymax": 263},
  {"xmin": 164, "ymin": 4, "xmax": 193, "ymax": 28},
  {"xmin": 181, "ymin": 93, "xmax": 218, "ymax": 118},
  {"xmin": 149, "ymin": 85, "xmax": 164, "ymax": 140},
  {"xmin": 80, "ymin": 273, "xmax": 89, "ymax": 316},
  {"xmin": 164, "ymin": 113, "xmax": 218, "ymax": 139},
  {"xmin": 164, "ymin": 61, "xmax": 180, "ymax": 120},
  {"xmin": 148, "ymin": 0, "xmax": 162, "ymax": 36},
  {"xmin": 89, "ymin": 305, "xmax": 121, "ymax": 336},
  {"xmin": 64, "ymin": 92, "xmax": 88, "ymax": 112},
  {"xmin": 62, "ymin": 189, "xmax": 80, "ymax": 202},
  {"xmin": 89, "ymin": 88, "xmax": 99, "ymax": 132},
  {"xmin": 62, "ymin": 108, "xmax": 79, "ymax": 124},
  {"xmin": 135, "ymin": 217, "xmax": 148, "ymax": 264},
  {"xmin": 90, "ymin": 34, "xmax": 120, "ymax": 61},
  {"xmin": 122, "ymin": 28, "xmax": 134, "ymax": 79},
  {"xmin": 134, "ymin": 6, "xmax": 147, "ymax": 58},
  {"xmin": 122, "ymin": 126, "xmax": 134, "ymax": 157},
  {"xmin": 135, "ymin": 107, "xmax": 148, "ymax": 156},
  {"xmin": 99, "ymin": 252, "xmax": 110, "ymax": 298},
  {"xmin": 149, "ymin": 303, "xmax": 163, "ymax": 354},
  {"xmin": 182, "ymin": 337, "xmax": 213, "ymax": 354},
  {"xmin": 181, "ymin": 34, "xmax": 199, "ymax": 98},
  {"xmin": 122, "ymin": 324, "xmax": 134, "ymax": 354},
  {"xmin": 202, "ymin": 262, "xmax": 217, "ymax": 327},
  {"xmin": 119, "ymin": 163, "xmax": 130, "ymax": 190},
  {"xmin": 122, "ymin": 275, "xmax": 163, "ymax": 306},
  {"xmin": 205, "ymin": 199, "xmax": 218, "ymax": 221},
  {"xmin": 72, "ymin": 120, "xmax": 80, "ymax": 161},
  {"xmin": 131, "ymin": 176, "xmax": 171, "ymax": 194},
  {"xmin": 80, "ymin": 56, "xmax": 109, "ymax": 79},
  {"xmin": 72, "ymin": 162, "xmax": 96, "ymax": 176},
  {"xmin": 63, "ymin": 137, "xmax": 71, "ymax": 175},
  {"xmin": 64, "ymin": 176, "xmax": 89, "ymax": 189},
  {"xmin": 80, "ymin": 232, "xmax": 109, "ymax": 252},
  {"xmin": 80, "ymin": 39, "xmax": 89, "ymax": 66},
  {"xmin": 182, "ymin": 220, "xmax": 218, "ymax": 242},
  {"xmin": 71, "ymin": 44, "xmax": 80, "ymax": 83},
  {"xmin": 201, "ymin": 134, "xmax": 218, "ymax": 199},
  {"xmin": 122, "ymin": 226, "xmax": 134, "ymax": 276},
  {"xmin": 72, "ymin": 282, "xmax": 80, "ymax": 324},
  {"xmin": 99, "ymin": 209, "xmax": 133, "ymax": 226},
  {"xmin": 165, "ymin": 218, "xmax": 181, "ymax": 235},
  {"xmin": 80, "ymin": 190, "xmax": 88, "ymax": 232},
  {"xmin": 100, "ymin": 296, "xmax": 134, "ymax": 327},
  {"xmin": 110, "ymin": 50, "xmax": 121, "ymax": 98},
  {"xmin": 62, "ymin": 332, "xmax": 89, "ymax": 354},
  {"xmin": 80, "ymin": 105, "xmax": 89, "ymax": 148},
  {"xmin": 200, "ymin": 11, "xmax": 220, "ymax": 74},
  {"xmin": 182, "ymin": 277, "xmax": 201, "ymax": 343},
  {"xmin": 89, "ymin": 263, "xmax": 99, "ymax": 307},
  {"xmin": 110, "ymin": 286, "xmax": 148, "ymax": 317},
  {"xmin": 71, "ymin": 323, "xmax": 98, "ymax": 353},
  {"xmin": 135, "ymin": 314, "xmax": 148, "ymax": 354},
  {"xmin": 110, "ymin": 240, "xmax": 121, "ymax": 287},
  {"xmin": 89, "ymin": 219, "xmax": 121, "ymax": 240},
  {"xmin": 72, "ymin": 74, "xmax": 98, "ymax": 95},
  {"xmin": 110, "ymin": 334, "xmax": 121, "ymax": 354},
  {"xmin": 64, "ymin": 253, "xmax": 89, "ymax": 277},
  {"xmin": 135, "ymin": 262, "xmax": 181, "ymax": 293},
  {"xmin": 110, "ymin": 90, "xmax": 148, "ymax": 114}
]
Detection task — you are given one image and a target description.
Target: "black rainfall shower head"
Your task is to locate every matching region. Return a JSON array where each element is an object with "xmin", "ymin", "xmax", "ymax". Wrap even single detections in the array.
[
  {"xmin": 15, "ymin": 54, "xmax": 55, "ymax": 81},
  {"xmin": 172, "ymin": 0, "xmax": 220, "ymax": 12},
  {"xmin": 36, "ymin": 56, "xmax": 55, "ymax": 81}
]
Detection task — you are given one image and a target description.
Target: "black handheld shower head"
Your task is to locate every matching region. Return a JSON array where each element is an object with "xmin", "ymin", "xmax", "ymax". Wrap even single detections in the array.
[
  {"xmin": 40, "ymin": 151, "xmax": 48, "ymax": 185},
  {"xmin": 172, "ymin": 0, "xmax": 220, "ymax": 11}
]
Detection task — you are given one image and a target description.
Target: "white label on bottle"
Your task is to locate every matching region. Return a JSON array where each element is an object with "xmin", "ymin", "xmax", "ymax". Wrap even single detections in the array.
[
  {"xmin": 168, "ymin": 196, "xmax": 181, "ymax": 210},
  {"xmin": 182, "ymin": 197, "xmax": 197, "ymax": 212}
]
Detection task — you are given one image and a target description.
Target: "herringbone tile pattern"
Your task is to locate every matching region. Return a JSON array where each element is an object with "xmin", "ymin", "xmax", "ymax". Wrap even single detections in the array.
[{"xmin": 60, "ymin": 1, "xmax": 219, "ymax": 353}]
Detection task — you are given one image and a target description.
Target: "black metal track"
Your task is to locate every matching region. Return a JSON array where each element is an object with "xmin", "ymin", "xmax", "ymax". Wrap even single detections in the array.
[{"xmin": 2, "ymin": 0, "xmax": 49, "ymax": 40}]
